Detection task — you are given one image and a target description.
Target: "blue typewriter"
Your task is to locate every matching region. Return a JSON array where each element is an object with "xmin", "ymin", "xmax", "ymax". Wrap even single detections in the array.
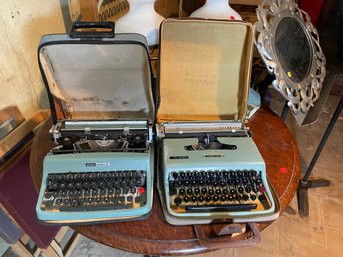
[
  {"xmin": 156, "ymin": 19, "xmax": 280, "ymax": 225},
  {"xmin": 36, "ymin": 22, "xmax": 155, "ymax": 224}
]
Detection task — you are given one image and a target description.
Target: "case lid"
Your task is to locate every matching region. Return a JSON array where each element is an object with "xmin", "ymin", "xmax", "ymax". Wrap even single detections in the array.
[
  {"xmin": 38, "ymin": 23, "xmax": 155, "ymax": 124},
  {"xmin": 157, "ymin": 19, "xmax": 253, "ymax": 123}
]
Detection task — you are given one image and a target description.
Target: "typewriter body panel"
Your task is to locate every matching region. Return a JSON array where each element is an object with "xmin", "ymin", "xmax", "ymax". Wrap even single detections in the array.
[
  {"xmin": 36, "ymin": 26, "xmax": 155, "ymax": 224},
  {"xmin": 157, "ymin": 19, "xmax": 280, "ymax": 225}
]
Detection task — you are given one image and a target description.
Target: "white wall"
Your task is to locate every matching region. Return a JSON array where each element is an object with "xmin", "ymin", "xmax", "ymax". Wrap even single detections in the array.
[{"xmin": 0, "ymin": 0, "xmax": 66, "ymax": 119}]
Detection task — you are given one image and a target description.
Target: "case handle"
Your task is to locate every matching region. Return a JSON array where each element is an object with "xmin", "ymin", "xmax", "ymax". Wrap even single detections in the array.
[
  {"xmin": 194, "ymin": 223, "xmax": 261, "ymax": 248},
  {"xmin": 70, "ymin": 22, "xmax": 115, "ymax": 38}
]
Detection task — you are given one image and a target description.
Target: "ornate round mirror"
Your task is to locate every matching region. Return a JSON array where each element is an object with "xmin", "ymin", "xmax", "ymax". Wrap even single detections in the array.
[
  {"xmin": 274, "ymin": 17, "xmax": 312, "ymax": 83},
  {"xmin": 254, "ymin": 0, "xmax": 326, "ymax": 125}
]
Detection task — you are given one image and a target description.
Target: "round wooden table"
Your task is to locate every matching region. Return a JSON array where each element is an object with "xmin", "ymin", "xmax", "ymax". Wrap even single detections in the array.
[{"xmin": 30, "ymin": 107, "xmax": 300, "ymax": 256}]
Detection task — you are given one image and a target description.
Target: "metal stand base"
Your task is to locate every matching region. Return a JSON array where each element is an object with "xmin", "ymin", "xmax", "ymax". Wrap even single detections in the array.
[
  {"xmin": 297, "ymin": 95, "xmax": 343, "ymax": 218},
  {"xmin": 297, "ymin": 178, "xmax": 330, "ymax": 217}
]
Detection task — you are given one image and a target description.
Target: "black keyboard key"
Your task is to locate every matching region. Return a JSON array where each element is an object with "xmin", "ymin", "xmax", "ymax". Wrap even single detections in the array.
[
  {"xmin": 172, "ymin": 172, "xmax": 178, "ymax": 179},
  {"xmin": 75, "ymin": 182, "xmax": 82, "ymax": 189},
  {"xmin": 135, "ymin": 196, "xmax": 142, "ymax": 204},
  {"xmin": 59, "ymin": 183, "xmax": 66, "ymax": 190},
  {"xmin": 90, "ymin": 181, "xmax": 97, "ymax": 189},
  {"xmin": 48, "ymin": 182, "xmax": 59, "ymax": 191},
  {"xmin": 118, "ymin": 196, "xmax": 125, "ymax": 203},
  {"xmin": 71, "ymin": 199, "xmax": 78, "ymax": 206},
  {"xmin": 79, "ymin": 198, "xmax": 87, "ymax": 205},
  {"xmin": 92, "ymin": 189, "xmax": 99, "ymax": 196},
  {"xmin": 174, "ymin": 197, "xmax": 182, "ymax": 206},
  {"xmin": 84, "ymin": 189, "xmax": 91, "ymax": 196},
  {"xmin": 123, "ymin": 188, "xmax": 129, "ymax": 194},
  {"xmin": 44, "ymin": 192, "xmax": 53, "ymax": 199},
  {"xmin": 44, "ymin": 200, "xmax": 54, "ymax": 209},
  {"xmin": 67, "ymin": 182, "xmax": 74, "ymax": 190},
  {"xmin": 169, "ymin": 187, "xmax": 177, "ymax": 196},
  {"xmin": 258, "ymin": 194, "xmax": 271, "ymax": 209}
]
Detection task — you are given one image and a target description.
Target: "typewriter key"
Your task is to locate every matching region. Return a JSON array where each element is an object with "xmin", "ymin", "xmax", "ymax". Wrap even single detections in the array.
[{"xmin": 174, "ymin": 197, "xmax": 182, "ymax": 206}]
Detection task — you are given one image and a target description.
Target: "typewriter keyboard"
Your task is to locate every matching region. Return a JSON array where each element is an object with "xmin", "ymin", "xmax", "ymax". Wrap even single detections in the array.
[
  {"xmin": 168, "ymin": 169, "xmax": 271, "ymax": 213},
  {"xmin": 41, "ymin": 170, "xmax": 147, "ymax": 212}
]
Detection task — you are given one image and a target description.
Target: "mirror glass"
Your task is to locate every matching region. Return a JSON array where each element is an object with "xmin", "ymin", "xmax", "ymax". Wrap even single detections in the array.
[{"xmin": 275, "ymin": 17, "xmax": 312, "ymax": 83}]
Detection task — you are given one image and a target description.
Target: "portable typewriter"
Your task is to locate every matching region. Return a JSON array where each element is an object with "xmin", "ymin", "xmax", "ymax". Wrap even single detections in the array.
[
  {"xmin": 35, "ymin": 22, "xmax": 155, "ymax": 224},
  {"xmin": 156, "ymin": 19, "xmax": 280, "ymax": 225}
]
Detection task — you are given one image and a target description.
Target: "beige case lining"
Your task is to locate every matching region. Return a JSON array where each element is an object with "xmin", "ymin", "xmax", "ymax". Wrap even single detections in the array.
[
  {"xmin": 157, "ymin": 19, "xmax": 253, "ymax": 123},
  {"xmin": 39, "ymin": 43, "xmax": 154, "ymax": 121}
]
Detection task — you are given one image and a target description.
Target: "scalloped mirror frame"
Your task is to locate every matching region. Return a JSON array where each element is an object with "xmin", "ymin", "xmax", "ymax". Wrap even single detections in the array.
[{"xmin": 253, "ymin": 0, "xmax": 326, "ymax": 125}]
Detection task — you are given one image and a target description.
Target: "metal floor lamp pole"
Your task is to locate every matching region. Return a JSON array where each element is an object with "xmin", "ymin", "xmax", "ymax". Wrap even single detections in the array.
[{"xmin": 297, "ymin": 95, "xmax": 343, "ymax": 217}]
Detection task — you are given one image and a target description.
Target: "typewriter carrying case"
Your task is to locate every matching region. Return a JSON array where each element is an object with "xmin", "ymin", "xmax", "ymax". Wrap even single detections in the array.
[
  {"xmin": 156, "ymin": 19, "xmax": 280, "ymax": 226},
  {"xmin": 36, "ymin": 22, "xmax": 155, "ymax": 224}
]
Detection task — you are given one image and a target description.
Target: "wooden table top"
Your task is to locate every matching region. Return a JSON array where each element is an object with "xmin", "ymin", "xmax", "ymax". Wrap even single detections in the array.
[{"xmin": 30, "ymin": 106, "xmax": 300, "ymax": 256}]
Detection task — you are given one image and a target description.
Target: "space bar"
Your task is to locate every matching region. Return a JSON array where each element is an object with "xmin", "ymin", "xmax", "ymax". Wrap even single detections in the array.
[
  {"xmin": 185, "ymin": 204, "xmax": 257, "ymax": 212},
  {"xmin": 59, "ymin": 205, "xmax": 129, "ymax": 212}
]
